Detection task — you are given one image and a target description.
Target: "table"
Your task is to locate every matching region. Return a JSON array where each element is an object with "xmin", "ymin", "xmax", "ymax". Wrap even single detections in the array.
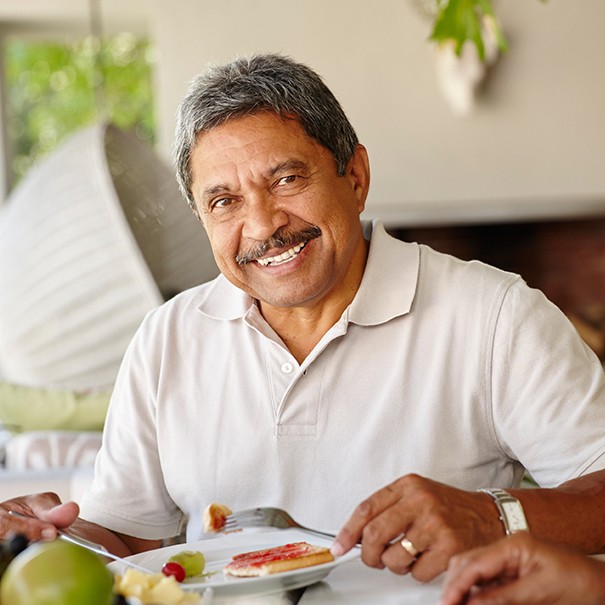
[
  {"xmin": 298, "ymin": 559, "xmax": 443, "ymax": 605},
  {"xmin": 221, "ymin": 560, "xmax": 443, "ymax": 605}
]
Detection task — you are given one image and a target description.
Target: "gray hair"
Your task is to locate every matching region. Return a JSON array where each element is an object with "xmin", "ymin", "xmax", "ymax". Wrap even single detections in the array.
[{"xmin": 173, "ymin": 53, "xmax": 359, "ymax": 214}]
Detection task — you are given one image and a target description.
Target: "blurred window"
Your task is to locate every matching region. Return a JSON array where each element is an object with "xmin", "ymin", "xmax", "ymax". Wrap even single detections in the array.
[{"xmin": 3, "ymin": 33, "xmax": 155, "ymax": 189}]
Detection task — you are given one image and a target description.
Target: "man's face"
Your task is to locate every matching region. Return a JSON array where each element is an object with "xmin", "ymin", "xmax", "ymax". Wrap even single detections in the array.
[{"xmin": 189, "ymin": 111, "xmax": 369, "ymax": 311}]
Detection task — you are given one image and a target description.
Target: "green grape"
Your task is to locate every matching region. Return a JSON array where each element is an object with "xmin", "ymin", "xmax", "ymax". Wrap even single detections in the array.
[{"xmin": 167, "ymin": 550, "xmax": 205, "ymax": 577}]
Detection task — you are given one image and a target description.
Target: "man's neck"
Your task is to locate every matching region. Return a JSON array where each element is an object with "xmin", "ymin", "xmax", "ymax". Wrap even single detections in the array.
[
  {"xmin": 259, "ymin": 238, "xmax": 370, "ymax": 364},
  {"xmin": 261, "ymin": 303, "xmax": 346, "ymax": 364}
]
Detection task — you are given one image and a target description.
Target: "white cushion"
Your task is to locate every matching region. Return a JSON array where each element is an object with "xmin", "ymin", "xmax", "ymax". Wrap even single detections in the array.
[{"xmin": 4, "ymin": 430, "xmax": 103, "ymax": 471}]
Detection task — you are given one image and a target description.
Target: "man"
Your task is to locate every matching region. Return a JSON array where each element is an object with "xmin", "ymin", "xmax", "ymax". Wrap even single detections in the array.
[
  {"xmin": 440, "ymin": 532, "xmax": 605, "ymax": 605},
  {"xmin": 1, "ymin": 53, "xmax": 604, "ymax": 582}
]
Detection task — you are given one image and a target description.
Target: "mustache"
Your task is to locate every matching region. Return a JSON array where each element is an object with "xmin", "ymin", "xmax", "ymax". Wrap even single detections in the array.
[{"xmin": 235, "ymin": 225, "xmax": 322, "ymax": 265}]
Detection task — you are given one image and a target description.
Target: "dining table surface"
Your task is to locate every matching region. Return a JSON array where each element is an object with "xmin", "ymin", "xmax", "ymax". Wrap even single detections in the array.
[{"xmin": 296, "ymin": 558, "xmax": 443, "ymax": 605}]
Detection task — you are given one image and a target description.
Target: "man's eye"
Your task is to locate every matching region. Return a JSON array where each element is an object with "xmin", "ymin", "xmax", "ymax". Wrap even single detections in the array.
[
  {"xmin": 277, "ymin": 175, "xmax": 298, "ymax": 186},
  {"xmin": 211, "ymin": 197, "xmax": 233, "ymax": 210}
]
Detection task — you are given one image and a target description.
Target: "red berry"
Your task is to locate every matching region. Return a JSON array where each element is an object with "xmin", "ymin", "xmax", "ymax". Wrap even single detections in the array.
[{"xmin": 162, "ymin": 561, "xmax": 186, "ymax": 582}]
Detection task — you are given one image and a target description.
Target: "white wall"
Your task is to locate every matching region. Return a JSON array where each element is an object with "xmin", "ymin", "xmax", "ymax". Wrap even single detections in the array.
[
  {"xmin": 149, "ymin": 0, "xmax": 605, "ymax": 225},
  {"xmin": 1, "ymin": 0, "xmax": 604, "ymax": 225}
]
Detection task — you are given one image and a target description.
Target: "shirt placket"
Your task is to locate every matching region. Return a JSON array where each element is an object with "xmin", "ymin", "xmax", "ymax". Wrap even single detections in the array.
[{"xmin": 266, "ymin": 316, "xmax": 350, "ymax": 437}]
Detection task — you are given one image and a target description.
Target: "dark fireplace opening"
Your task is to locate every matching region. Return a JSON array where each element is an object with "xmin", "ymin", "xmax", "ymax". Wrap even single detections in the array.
[{"xmin": 389, "ymin": 217, "xmax": 605, "ymax": 360}]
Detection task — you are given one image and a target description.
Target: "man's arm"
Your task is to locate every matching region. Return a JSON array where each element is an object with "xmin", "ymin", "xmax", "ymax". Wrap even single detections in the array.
[
  {"xmin": 507, "ymin": 468, "xmax": 605, "ymax": 554},
  {"xmin": 66, "ymin": 518, "xmax": 162, "ymax": 557},
  {"xmin": 331, "ymin": 470, "xmax": 605, "ymax": 582},
  {"xmin": 0, "ymin": 493, "xmax": 162, "ymax": 556}
]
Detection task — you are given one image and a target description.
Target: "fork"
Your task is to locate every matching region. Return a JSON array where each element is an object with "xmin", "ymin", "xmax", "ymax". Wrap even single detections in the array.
[{"xmin": 223, "ymin": 507, "xmax": 339, "ymax": 541}]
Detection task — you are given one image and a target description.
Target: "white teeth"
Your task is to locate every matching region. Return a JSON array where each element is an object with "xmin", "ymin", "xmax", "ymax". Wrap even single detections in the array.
[{"xmin": 257, "ymin": 242, "xmax": 306, "ymax": 266}]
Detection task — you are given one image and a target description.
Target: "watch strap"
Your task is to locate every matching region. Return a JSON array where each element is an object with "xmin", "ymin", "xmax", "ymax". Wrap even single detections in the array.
[{"xmin": 478, "ymin": 488, "xmax": 529, "ymax": 535}]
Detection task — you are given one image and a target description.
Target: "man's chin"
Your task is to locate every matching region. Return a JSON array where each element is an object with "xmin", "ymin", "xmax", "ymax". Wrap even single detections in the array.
[{"xmin": 256, "ymin": 288, "xmax": 322, "ymax": 310}]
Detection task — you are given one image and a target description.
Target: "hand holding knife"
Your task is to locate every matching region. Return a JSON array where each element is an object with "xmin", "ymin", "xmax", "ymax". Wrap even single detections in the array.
[{"xmin": 8, "ymin": 510, "xmax": 154, "ymax": 574}]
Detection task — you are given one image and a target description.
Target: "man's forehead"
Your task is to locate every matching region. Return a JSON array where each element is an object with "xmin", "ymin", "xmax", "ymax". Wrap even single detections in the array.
[
  {"xmin": 190, "ymin": 116, "xmax": 325, "ymax": 178},
  {"xmin": 195, "ymin": 111, "xmax": 298, "ymax": 137}
]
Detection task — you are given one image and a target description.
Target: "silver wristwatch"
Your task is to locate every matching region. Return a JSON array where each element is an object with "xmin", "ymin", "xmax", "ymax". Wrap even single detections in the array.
[{"xmin": 479, "ymin": 488, "xmax": 529, "ymax": 535}]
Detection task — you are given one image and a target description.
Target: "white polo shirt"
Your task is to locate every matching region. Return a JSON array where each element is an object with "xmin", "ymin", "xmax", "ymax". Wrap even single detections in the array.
[{"xmin": 80, "ymin": 221, "xmax": 605, "ymax": 541}]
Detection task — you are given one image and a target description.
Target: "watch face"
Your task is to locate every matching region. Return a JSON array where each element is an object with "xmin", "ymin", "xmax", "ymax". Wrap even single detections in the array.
[{"xmin": 502, "ymin": 501, "xmax": 528, "ymax": 531}]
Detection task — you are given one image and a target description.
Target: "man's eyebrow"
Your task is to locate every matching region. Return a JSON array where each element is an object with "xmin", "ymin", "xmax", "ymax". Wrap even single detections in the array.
[
  {"xmin": 270, "ymin": 159, "xmax": 309, "ymax": 176},
  {"xmin": 200, "ymin": 183, "xmax": 231, "ymax": 203}
]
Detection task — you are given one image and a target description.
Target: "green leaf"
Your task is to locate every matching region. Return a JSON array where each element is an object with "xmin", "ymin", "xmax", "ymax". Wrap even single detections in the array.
[
  {"xmin": 4, "ymin": 35, "xmax": 156, "ymax": 185},
  {"xmin": 429, "ymin": 0, "xmax": 508, "ymax": 61}
]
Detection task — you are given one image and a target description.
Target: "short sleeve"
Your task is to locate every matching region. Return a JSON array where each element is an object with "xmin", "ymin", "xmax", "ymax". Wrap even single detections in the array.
[
  {"xmin": 79, "ymin": 315, "xmax": 185, "ymax": 540},
  {"xmin": 490, "ymin": 279, "xmax": 605, "ymax": 486}
]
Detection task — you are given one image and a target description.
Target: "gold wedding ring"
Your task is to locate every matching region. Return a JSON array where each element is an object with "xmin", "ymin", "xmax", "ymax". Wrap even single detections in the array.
[{"xmin": 400, "ymin": 536, "xmax": 419, "ymax": 558}]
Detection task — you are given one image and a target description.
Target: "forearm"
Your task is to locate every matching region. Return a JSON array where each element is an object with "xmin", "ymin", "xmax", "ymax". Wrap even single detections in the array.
[
  {"xmin": 69, "ymin": 518, "xmax": 161, "ymax": 557},
  {"xmin": 509, "ymin": 469, "xmax": 605, "ymax": 554}
]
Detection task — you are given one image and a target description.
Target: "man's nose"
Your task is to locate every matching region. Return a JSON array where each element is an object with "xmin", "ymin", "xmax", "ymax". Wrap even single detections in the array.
[{"xmin": 241, "ymin": 194, "xmax": 288, "ymax": 241}]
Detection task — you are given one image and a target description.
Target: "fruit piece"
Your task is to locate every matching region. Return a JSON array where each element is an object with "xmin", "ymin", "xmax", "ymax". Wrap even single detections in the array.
[
  {"xmin": 203, "ymin": 503, "xmax": 232, "ymax": 532},
  {"xmin": 115, "ymin": 568, "xmax": 200, "ymax": 604},
  {"xmin": 146, "ymin": 577, "xmax": 191, "ymax": 603},
  {"xmin": 162, "ymin": 561, "xmax": 186, "ymax": 582},
  {"xmin": 167, "ymin": 550, "xmax": 205, "ymax": 577},
  {"xmin": 0, "ymin": 539, "xmax": 114, "ymax": 605}
]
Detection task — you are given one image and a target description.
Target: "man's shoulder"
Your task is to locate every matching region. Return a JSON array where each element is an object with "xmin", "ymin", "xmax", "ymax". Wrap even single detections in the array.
[
  {"xmin": 369, "ymin": 223, "xmax": 519, "ymax": 288},
  {"xmin": 413, "ymin": 243, "xmax": 525, "ymax": 311},
  {"xmin": 418, "ymin": 242, "xmax": 520, "ymax": 284}
]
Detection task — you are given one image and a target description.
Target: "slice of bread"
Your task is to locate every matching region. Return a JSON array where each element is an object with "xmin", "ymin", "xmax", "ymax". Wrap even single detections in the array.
[
  {"xmin": 224, "ymin": 541, "xmax": 334, "ymax": 577},
  {"xmin": 203, "ymin": 503, "xmax": 232, "ymax": 533}
]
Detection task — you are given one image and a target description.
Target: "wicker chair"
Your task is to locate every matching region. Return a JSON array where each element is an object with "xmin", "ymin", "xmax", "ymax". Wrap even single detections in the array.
[{"xmin": 0, "ymin": 122, "xmax": 218, "ymax": 390}]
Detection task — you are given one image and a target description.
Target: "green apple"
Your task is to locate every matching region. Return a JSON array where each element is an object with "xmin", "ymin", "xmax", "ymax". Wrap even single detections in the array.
[
  {"xmin": 0, "ymin": 539, "xmax": 114, "ymax": 605},
  {"xmin": 167, "ymin": 550, "xmax": 205, "ymax": 577}
]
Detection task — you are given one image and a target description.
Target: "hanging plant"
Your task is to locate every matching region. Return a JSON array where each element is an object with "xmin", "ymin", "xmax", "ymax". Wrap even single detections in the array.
[
  {"xmin": 417, "ymin": 0, "xmax": 547, "ymax": 114},
  {"xmin": 429, "ymin": 0, "xmax": 547, "ymax": 62},
  {"xmin": 430, "ymin": 0, "xmax": 507, "ymax": 61}
]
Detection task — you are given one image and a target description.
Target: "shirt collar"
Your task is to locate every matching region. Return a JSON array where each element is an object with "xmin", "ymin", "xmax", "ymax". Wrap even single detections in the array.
[
  {"xmin": 348, "ymin": 220, "xmax": 419, "ymax": 326},
  {"xmin": 196, "ymin": 273, "xmax": 253, "ymax": 320},
  {"xmin": 197, "ymin": 219, "xmax": 419, "ymax": 325}
]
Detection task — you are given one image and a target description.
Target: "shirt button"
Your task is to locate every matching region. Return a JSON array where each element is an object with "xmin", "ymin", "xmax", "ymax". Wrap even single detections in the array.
[{"xmin": 281, "ymin": 362, "xmax": 294, "ymax": 374}]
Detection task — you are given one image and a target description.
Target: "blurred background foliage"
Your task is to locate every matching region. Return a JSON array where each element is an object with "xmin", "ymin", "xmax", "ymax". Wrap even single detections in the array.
[{"xmin": 3, "ymin": 33, "xmax": 156, "ymax": 187}]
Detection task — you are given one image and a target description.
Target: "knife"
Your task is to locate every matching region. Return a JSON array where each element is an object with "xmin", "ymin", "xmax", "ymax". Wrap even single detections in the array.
[{"xmin": 8, "ymin": 510, "xmax": 155, "ymax": 574}]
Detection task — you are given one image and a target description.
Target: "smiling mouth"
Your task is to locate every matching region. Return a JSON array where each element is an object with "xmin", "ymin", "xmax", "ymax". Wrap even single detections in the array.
[
  {"xmin": 256, "ymin": 241, "xmax": 307, "ymax": 266},
  {"xmin": 235, "ymin": 225, "xmax": 321, "ymax": 266}
]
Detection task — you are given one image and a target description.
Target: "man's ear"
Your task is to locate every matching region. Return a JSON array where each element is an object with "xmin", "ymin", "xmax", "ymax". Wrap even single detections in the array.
[
  {"xmin": 190, "ymin": 202, "xmax": 203, "ymax": 224},
  {"xmin": 347, "ymin": 144, "xmax": 371, "ymax": 213}
]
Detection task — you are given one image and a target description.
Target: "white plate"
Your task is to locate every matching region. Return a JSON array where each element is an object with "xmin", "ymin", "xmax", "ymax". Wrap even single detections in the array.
[{"xmin": 108, "ymin": 528, "xmax": 360, "ymax": 602}]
